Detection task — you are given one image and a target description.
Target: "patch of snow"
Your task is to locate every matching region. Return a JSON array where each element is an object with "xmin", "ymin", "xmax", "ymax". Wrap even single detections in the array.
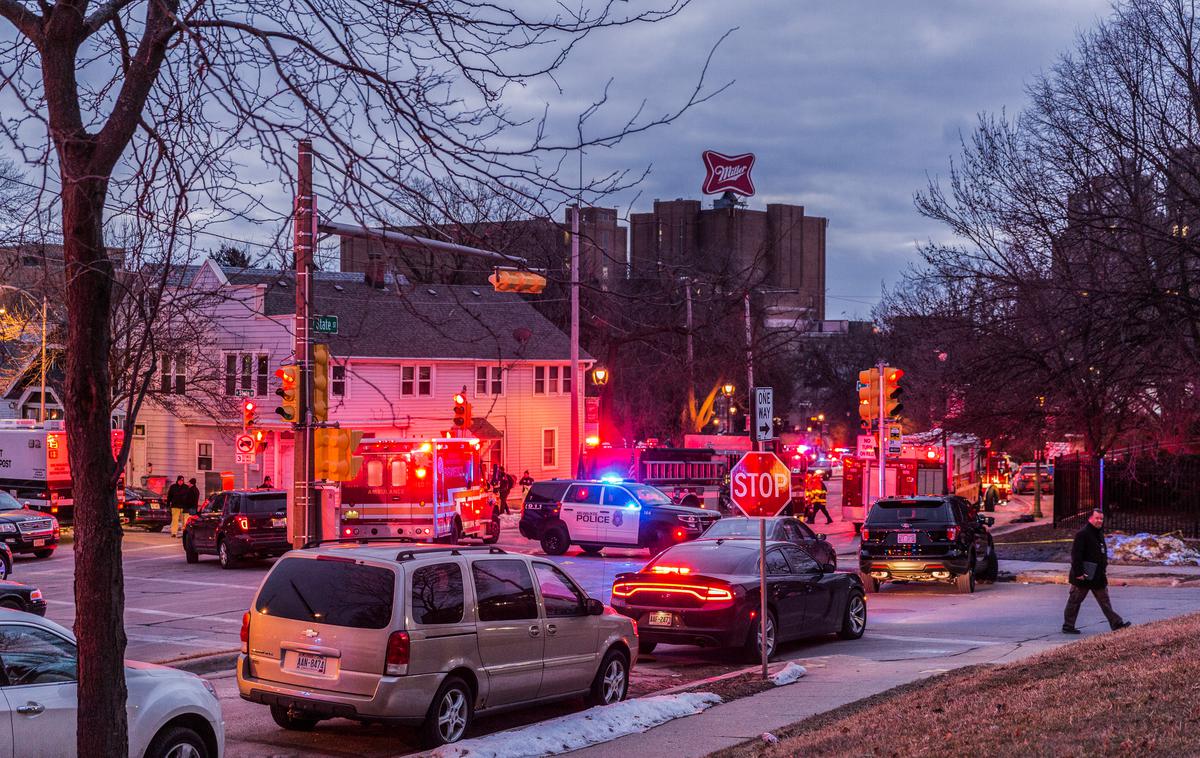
[
  {"xmin": 431, "ymin": 692, "xmax": 722, "ymax": 758},
  {"xmin": 769, "ymin": 661, "xmax": 808, "ymax": 686},
  {"xmin": 499, "ymin": 513, "xmax": 521, "ymax": 530},
  {"xmin": 1107, "ymin": 532, "xmax": 1200, "ymax": 566},
  {"xmin": 761, "ymin": 732, "xmax": 780, "ymax": 744}
]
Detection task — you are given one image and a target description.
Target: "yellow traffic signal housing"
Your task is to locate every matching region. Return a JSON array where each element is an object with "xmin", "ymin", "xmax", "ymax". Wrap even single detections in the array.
[
  {"xmin": 314, "ymin": 428, "xmax": 364, "ymax": 482},
  {"xmin": 857, "ymin": 369, "xmax": 879, "ymax": 422},
  {"xmin": 883, "ymin": 366, "xmax": 904, "ymax": 418},
  {"xmin": 312, "ymin": 344, "xmax": 330, "ymax": 422},
  {"xmin": 453, "ymin": 392, "xmax": 473, "ymax": 429},
  {"xmin": 275, "ymin": 365, "xmax": 299, "ymax": 422},
  {"xmin": 241, "ymin": 400, "xmax": 258, "ymax": 429},
  {"xmin": 489, "ymin": 269, "xmax": 546, "ymax": 294}
]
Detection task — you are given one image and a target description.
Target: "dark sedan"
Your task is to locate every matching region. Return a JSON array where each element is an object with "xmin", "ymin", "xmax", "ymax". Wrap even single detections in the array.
[
  {"xmin": 612, "ymin": 538, "xmax": 865, "ymax": 661},
  {"xmin": 0, "ymin": 491, "xmax": 59, "ymax": 559},
  {"xmin": 0, "ymin": 580, "xmax": 46, "ymax": 615},
  {"xmin": 699, "ymin": 516, "xmax": 837, "ymax": 569},
  {"xmin": 122, "ymin": 486, "xmax": 170, "ymax": 531}
]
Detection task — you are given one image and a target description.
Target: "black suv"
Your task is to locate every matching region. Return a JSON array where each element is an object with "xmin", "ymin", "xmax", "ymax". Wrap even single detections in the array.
[
  {"xmin": 0, "ymin": 491, "xmax": 58, "ymax": 559},
  {"xmin": 857, "ymin": 495, "xmax": 997, "ymax": 593},
  {"xmin": 183, "ymin": 489, "xmax": 290, "ymax": 569}
]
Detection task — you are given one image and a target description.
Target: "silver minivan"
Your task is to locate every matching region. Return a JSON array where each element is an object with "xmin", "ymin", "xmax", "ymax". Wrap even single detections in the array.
[{"xmin": 236, "ymin": 543, "xmax": 637, "ymax": 746}]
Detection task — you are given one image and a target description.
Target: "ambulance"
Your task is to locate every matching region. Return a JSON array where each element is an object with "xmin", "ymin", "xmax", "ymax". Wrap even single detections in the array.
[{"xmin": 337, "ymin": 437, "xmax": 499, "ymax": 543}]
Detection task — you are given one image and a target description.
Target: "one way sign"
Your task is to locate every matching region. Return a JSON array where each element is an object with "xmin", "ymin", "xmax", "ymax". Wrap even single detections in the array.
[{"xmin": 754, "ymin": 387, "xmax": 774, "ymax": 442}]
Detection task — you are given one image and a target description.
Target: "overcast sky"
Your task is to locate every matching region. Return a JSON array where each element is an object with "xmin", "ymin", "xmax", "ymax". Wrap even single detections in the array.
[{"xmin": 526, "ymin": 0, "xmax": 1112, "ymax": 318}]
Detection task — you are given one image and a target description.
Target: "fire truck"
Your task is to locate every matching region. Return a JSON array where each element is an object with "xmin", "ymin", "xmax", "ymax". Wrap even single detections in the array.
[
  {"xmin": 581, "ymin": 445, "xmax": 727, "ymax": 511},
  {"xmin": 337, "ymin": 437, "xmax": 499, "ymax": 543},
  {"xmin": 0, "ymin": 420, "xmax": 125, "ymax": 526},
  {"xmin": 840, "ymin": 443, "xmax": 950, "ymax": 532}
]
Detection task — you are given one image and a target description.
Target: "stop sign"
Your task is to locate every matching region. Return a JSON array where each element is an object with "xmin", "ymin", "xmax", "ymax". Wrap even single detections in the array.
[{"xmin": 729, "ymin": 452, "xmax": 792, "ymax": 517}]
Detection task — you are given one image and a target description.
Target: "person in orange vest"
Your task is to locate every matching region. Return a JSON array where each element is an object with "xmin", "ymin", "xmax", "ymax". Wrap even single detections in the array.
[{"xmin": 806, "ymin": 471, "xmax": 831, "ymax": 524}]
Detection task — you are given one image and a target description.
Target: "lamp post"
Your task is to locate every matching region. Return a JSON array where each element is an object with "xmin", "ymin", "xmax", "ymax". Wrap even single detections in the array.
[
  {"xmin": 721, "ymin": 383, "xmax": 734, "ymax": 434},
  {"xmin": 590, "ymin": 367, "xmax": 609, "ymax": 446},
  {"xmin": 0, "ymin": 285, "xmax": 48, "ymax": 423}
]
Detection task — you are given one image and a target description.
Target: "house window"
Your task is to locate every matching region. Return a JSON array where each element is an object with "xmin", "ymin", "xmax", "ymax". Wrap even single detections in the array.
[
  {"xmin": 160, "ymin": 353, "xmax": 186, "ymax": 395},
  {"xmin": 548, "ymin": 366, "xmax": 560, "ymax": 394},
  {"xmin": 197, "ymin": 442, "xmax": 213, "ymax": 472},
  {"xmin": 223, "ymin": 352, "xmax": 269, "ymax": 396},
  {"xmin": 401, "ymin": 365, "xmax": 433, "ymax": 397},
  {"xmin": 563, "ymin": 366, "xmax": 572, "ymax": 394},
  {"xmin": 332, "ymin": 365, "xmax": 346, "ymax": 397},
  {"xmin": 535, "ymin": 366, "xmax": 546, "ymax": 394},
  {"xmin": 476, "ymin": 366, "xmax": 503, "ymax": 396},
  {"xmin": 542, "ymin": 428, "xmax": 557, "ymax": 468}
]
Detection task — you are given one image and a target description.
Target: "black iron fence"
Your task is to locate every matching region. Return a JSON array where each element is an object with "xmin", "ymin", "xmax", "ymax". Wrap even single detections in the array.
[{"xmin": 1054, "ymin": 450, "xmax": 1200, "ymax": 536}]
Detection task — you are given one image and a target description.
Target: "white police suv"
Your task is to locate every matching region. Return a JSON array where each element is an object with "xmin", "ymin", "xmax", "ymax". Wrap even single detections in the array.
[{"xmin": 518, "ymin": 479, "xmax": 720, "ymax": 556}]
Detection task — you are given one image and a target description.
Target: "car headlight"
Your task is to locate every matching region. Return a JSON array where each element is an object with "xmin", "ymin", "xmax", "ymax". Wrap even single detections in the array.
[
  {"xmin": 0, "ymin": 524, "xmax": 15, "ymax": 533},
  {"xmin": 677, "ymin": 515, "xmax": 698, "ymax": 526}
]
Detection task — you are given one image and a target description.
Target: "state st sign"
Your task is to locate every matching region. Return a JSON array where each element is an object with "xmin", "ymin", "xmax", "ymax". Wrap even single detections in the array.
[{"xmin": 729, "ymin": 452, "xmax": 792, "ymax": 518}]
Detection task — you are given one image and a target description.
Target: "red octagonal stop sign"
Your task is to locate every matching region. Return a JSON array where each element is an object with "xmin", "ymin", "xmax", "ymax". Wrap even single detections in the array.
[{"xmin": 729, "ymin": 451, "xmax": 792, "ymax": 517}]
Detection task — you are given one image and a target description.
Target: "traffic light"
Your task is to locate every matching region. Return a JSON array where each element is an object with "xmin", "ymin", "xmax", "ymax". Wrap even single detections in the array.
[
  {"xmin": 857, "ymin": 368, "xmax": 879, "ymax": 422},
  {"xmin": 242, "ymin": 400, "xmax": 258, "ymax": 429},
  {"xmin": 883, "ymin": 366, "xmax": 904, "ymax": 419},
  {"xmin": 489, "ymin": 268, "xmax": 546, "ymax": 294},
  {"xmin": 253, "ymin": 428, "xmax": 267, "ymax": 453},
  {"xmin": 312, "ymin": 344, "xmax": 330, "ymax": 422},
  {"xmin": 453, "ymin": 392, "xmax": 472, "ymax": 429},
  {"xmin": 314, "ymin": 428, "xmax": 364, "ymax": 481},
  {"xmin": 275, "ymin": 365, "xmax": 298, "ymax": 422}
]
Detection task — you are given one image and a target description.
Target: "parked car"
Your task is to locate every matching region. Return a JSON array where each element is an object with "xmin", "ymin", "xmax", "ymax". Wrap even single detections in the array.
[
  {"xmin": 1012, "ymin": 464, "xmax": 1054, "ymax": 495},
  {"xmin": 519, "ymin": 479, "xmax": 720, "ymax": 556},
  {"xmin": 0, "ymin": 610, "xmax": 224, "ymax": 757},
  {"xmin": 237, "ymin": 543, "xmax": 636, "ymax": 747},
  {"xmin": 699, "ymin": 516, "xmax": 837, "ymax": 569},
  {"xmin": 0, "ymin": 578, "xmax": 46, "ymax": 615},
  {"xmin": 0, "ymin": 542, "xmax": 11, "ymax": 580},
  {"xmin": 611, "ymin": 538, "xmax": 866, "ymax": 660},
  {"xmin": 0, "ymin": 490, "xmax": 59, "ymax": 560},
  {"xmin": 858, "ymin": 495, "xmax": 998, "ymax": 594},
  {"xmin": 183, "ymin": 489, "xmax": 289, "ymax": 569},
  {"xmin": 122, "ymin": 485, "xmax": 171, "ymax": 531}
]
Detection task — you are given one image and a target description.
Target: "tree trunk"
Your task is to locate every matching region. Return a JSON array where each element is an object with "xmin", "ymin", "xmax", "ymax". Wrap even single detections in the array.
[{"xmin": 62, "ymin": 168, "xmax": 129, "ymax": 758}]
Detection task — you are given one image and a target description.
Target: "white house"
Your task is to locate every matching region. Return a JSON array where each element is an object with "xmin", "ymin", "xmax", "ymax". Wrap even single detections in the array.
[{"xmin": 129, "ymin": 259, "xmax": 590, "ymax": 497}]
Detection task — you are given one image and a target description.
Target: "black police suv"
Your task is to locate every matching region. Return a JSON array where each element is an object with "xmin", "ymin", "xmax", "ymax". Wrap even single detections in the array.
[
  {"xmin": 858, "ymin": 495, "xmax": 997, "ymax": 594},
  {"xmin": 700, "ymin": 515, "xmax": 837, "ymax": 569},
  {"xmin": 183, "ymin": 489, "xmax": 290, "ymax": 569},
  {"xmin": 519, "ymin": 479, "xmax": 720, "ymax": 556},
  {"xmin": 0, "ymin": 491, "xmax": 58, "ymax": 559},
  {"xmin": 612, "ymin": 537, "xmax": 866, "ymax": 660}
]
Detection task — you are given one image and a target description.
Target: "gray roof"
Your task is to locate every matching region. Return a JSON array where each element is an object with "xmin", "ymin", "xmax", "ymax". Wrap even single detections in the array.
[{"xmin": 222, "ymin": 268, "xmax": 584, "ymax": 362}]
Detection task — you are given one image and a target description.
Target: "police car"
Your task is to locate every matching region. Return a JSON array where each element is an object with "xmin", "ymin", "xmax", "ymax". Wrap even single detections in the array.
[{"xmin": 519, "ymin": 478, "xmax": 720, "ymax": 556}]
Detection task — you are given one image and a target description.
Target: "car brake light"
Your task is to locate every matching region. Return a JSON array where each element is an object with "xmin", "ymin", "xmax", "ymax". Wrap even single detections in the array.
[
  {"xmin": 946, "ymin": 526, "xmax": 959, "ymax": 541},
  {"xmin": 385, "ymin": 631, "xmax": 410, "ymax": 675},
  {"xmin": 861, "ymin": 528, "xmax": 870, "ymax": 541},
  {"xmin": 611, "ymin": 581, "xmax": 733, "ymax": 602},
  {"xmin": 650, "ymin": 566, "xmax": 691, "ymax": 575},
  {"xmin": 240, "ymin": 611, "xmax": 250, "ymax": 654},
  {"xmin": 236, "ymin": 515, "xmax": 250, "ymax": 531}
]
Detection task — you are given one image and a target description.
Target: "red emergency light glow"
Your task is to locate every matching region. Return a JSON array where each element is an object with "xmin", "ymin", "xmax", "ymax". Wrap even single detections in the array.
[
  {"xmin": 650, "ymin": 565, "xmax": 692, "ymax": 575},
  {"xmin": 415, "ymin": 467, "xmax": 427, "ymax": 479}
]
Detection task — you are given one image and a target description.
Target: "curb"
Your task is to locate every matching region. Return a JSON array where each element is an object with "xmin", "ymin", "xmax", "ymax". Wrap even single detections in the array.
[
  {"xmin": 1012, "ymin": 571, "xmax": 1200, "ymax": 588},
  {"xmin": 153, "ymin": 649, "xmax": 240, "ymax": 676}
]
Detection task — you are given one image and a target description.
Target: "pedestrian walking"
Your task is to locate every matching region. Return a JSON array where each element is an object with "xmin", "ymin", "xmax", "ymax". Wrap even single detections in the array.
[
  {"xmin": 1062, "ymin": 509, "xmax": 1132, "ymax": 634},
  {"xmin": 497, "ymin": 469, "xmax": 514, "ymax": 515},
  {"xmin": 166, "ymin": 475, "xmax": 187, "ymax": 537}
]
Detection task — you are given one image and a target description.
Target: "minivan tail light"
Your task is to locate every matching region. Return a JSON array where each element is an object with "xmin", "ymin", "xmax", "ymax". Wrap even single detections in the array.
[
  {"xmin": 946, "ymin": 526, "xmax": 959, "ymax": 541},
  {"xmin": 385, "ymin": 631, "xmax": 410, "ymax": 675},
  {"xmin": 240, "ymin": 611, "xmax": 250, "ymax": 654}
]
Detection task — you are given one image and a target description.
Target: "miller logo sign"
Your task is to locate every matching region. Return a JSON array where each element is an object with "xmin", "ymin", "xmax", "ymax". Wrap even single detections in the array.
[{"xmin": 701, "ymin": 150, "xmax": 756, "ymax": 196}]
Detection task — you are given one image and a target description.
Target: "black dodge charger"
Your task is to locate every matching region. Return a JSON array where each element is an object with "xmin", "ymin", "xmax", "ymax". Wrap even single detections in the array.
[{"xmin": 611, "ymin": 537, "xmax": 866, "ymax": 661}]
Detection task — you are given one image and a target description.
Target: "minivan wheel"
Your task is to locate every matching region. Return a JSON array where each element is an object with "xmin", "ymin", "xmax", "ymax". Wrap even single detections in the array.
[
  {"xmin": 586, "ymin": 649, "xmax": 629, "ymax": 707},
  {"xmin": 540, "ymin": 526, "xmax": 569, "ymax": 556},
  {"xmin": 421, "ymin": 675, "xmax": 473, "ymax": 747},
  {"xmin": 270, "ymin": 704, "xmax": 319, "ymax": 732},
  {"xmin": 217, "ymin": 539, "xmax": 238, "ymax": 569},
  {"xmin": 145, "ymin": 725, "xmax": 209, "ymax": 758}
]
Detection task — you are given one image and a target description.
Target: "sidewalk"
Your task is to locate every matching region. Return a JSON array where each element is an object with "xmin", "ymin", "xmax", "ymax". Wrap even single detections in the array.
[{"xmin": 1004, "ymin": 559, "xmax": 1200, "ymax": 586}]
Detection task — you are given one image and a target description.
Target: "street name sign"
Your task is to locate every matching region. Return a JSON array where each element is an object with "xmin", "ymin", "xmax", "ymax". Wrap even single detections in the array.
[
  {"xmin": 729, "ymin": 451, "xmax": 791, "ymax": 518},
  {"xmin": 312, "ymin": 315, "xmax": 339, "ymax": 334}
]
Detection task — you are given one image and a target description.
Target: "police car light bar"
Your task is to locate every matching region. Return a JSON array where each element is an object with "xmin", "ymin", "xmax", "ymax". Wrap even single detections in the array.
[{"xmin": 600, "ymin": 474, "xmax": 625, "ymax": 484}]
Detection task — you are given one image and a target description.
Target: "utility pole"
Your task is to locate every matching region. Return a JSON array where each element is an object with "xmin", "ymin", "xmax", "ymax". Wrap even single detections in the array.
[
  {"xmin": 743, "ymin": 292, "xmax": 754, "ymax": 422},
  {"xmin": 291, "ymin": 140, "xmax": 316, "ymax": 549},
  {"xmin": 570, "ymin": 204, "xmax": 580, "ymax": 477},
  {"xmin": 39, "ymin": 296, "xmax": 46, "ymax": 423},
  {"xmin": 684, "ymin": 278, "xmax": 695, "ymax": 418}
]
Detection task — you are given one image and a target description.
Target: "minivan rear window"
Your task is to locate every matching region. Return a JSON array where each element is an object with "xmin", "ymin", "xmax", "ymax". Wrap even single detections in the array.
[
  {"xmin": 867, "ymin": 500, "xmax": 953, "ymax": 525},
  {"xmin": 255, "ymin": 557, "xmax": 395, "ymax": 629}
]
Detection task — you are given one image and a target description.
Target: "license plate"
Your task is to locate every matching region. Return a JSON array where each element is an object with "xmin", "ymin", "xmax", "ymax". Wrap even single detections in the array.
[
  {"xmin": 33, "ymin": 539, "xmax": 46, "ymax": 547},
  {"xmin": 897, "ymin": 533, "xmax": 916, "ymax": 544},
  {"xmin": 647, "ymin": 611, "xmax": 673, "ymax": 627},
  {"xmin": 295, "ymin": 652, "xmax": 326, "ymax": 674},
  {"xmin": 272, "ymin": 518, "xmax": 287, "ymax": 528},
  {"xmin": 149, "ymin": 503, "xmax": 160, "ymax": 509}
]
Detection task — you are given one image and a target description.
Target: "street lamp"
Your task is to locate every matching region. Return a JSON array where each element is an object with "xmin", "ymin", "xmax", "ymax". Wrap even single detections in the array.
[
  {"xmin": 591, "ymin": 367, "xmax": 609, "ymax": 387},
  {"xmin": 0, "ymin": 285, "xmax": 48, "ymax": 423},
  {"xmin": 721, "ymin": 383, "xmax": 734, "ymax": 435}
]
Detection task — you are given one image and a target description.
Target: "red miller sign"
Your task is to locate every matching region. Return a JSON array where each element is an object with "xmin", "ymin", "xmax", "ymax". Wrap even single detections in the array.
[{"xmin": 701, "ymin": 150, "xmax": 756, "ymax": 196}]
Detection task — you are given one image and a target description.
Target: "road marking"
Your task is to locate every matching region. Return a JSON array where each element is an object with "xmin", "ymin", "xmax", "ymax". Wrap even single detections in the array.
[
  {"xmin": 126, "ymin": 631, "xmax": 235, "ymax": 647},
  {"xmin": 125, "ymin": 575, "xmax": 261, "ymax": 591},
  {"xmin": 46, "ymin": 598, "xmax": 244, "ymax": 625},
  {"xmin": 867, "ymin": 633, "xmax": 1003, "ymax": 646}
]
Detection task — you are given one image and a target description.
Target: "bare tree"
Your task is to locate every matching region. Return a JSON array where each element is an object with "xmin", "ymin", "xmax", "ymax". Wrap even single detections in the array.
[{"xmin": 0, "ymin": 0, "xmax": 728, "ymax": 752}]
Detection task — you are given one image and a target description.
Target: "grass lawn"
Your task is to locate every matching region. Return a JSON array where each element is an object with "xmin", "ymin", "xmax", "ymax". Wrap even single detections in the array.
[{"xmin": 713, "ymin": 613, "xmax": 1200, "ymax": 758}]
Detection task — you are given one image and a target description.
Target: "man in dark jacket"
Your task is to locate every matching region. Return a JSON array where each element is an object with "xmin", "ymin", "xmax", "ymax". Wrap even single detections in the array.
[
  {"xmin": 185, "ymin": 478, "xmax": 201, "ymax": 516},
  {"xmin": 1063, "ymin": 509, "xmax": 1131, "ymax": 634},
  {"xmin": 166, "ymin": 475, "xmax": 187, "ymax": 538}
]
